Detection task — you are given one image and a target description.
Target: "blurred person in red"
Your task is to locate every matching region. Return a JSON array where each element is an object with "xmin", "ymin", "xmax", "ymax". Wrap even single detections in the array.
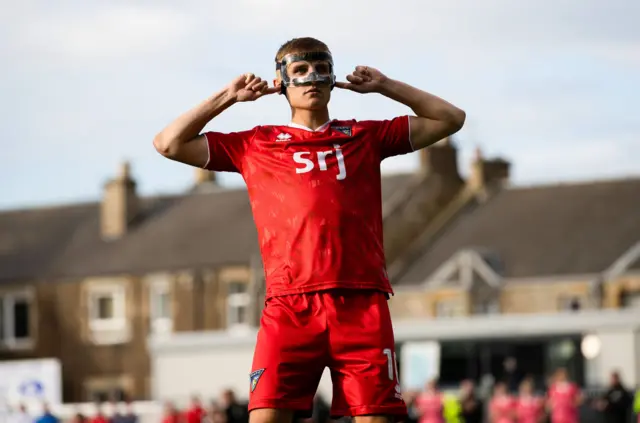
[
  {"xmin": 89, "ymin": 403, "xmax": 109, "ymax": 423},
  {"xmin": 184, "ymin": 396, "xmax": 206, "ymax": 423},
  {"xmin": 516, "ymin": 379, "xmax": 544, "ymax": 423},
  {"xmin": 70, "ymin": 413, "xmax": 87, "ymax": 423},
  {"xmin": 414, "ymin": 379, "xmax": 444, "ymax": 423},
  {"xmin": 161, "ymin": 401, "xmax": 184, "ymax": 423},
  {"xmin": 489, "ymin": 382, "xmax": 516, "ymax": 423},
  {"xmin": 154, "ymin": 36, "xmax": 464, "ymax": 423},
  {"xmin": 546, "ymin": 368, "xmax": 581, "ymax": 423}
]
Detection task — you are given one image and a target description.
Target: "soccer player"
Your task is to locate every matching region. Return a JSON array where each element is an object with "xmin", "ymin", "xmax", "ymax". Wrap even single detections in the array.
[
  {"xmin": 414, "ymin": 379, "xmax": 444, "ymax": 423},
  {"xmin": 489, "ymin": 382, "xmax": 516, "ymax": 423},
  {"xmin": 516, "ymin": 379, "xmax": 544, "ymax": 423},
  {"xmin": 153, "ymin": 37, "xmax": 465, "ymax": 423},
  {"xmin": 547, "ymin": 368, "xmax": 581, "ymax": 423}
]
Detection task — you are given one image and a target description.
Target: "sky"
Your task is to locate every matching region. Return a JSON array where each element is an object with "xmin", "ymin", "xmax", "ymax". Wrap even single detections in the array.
[{"xmin": 1, "ymin": 0, "xmax": 639, "ymax": 210}]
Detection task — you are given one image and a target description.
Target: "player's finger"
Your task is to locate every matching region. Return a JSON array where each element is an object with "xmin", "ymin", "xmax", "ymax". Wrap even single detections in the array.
[
  {"xmin": 334, "ymin": 81, "xmax": 355, "ymax": 90},
  {"xmin": 355, "ymin": 65, "xmax": 370, "ymax": 73},
  {"xmin": 346, "ymin": 74, "xmax": 364, "ymax": 84},
  {"xmin": 244, "ymin": 72, "xmax": 256, "ymax": 85},
  {"xmin": 246, "ymin": 76, "xmax": 262, "ymax": 90},
  {"xmin": 263, "ymin": 86, "xmax": 280, "ymax": 95},
  {"xmin": 353, "ymin": 70, "xmax": 371, "ymax": 82},
  {"xmin": 252, "ymin": 80, "xmax": 268, "ymax": 92}
]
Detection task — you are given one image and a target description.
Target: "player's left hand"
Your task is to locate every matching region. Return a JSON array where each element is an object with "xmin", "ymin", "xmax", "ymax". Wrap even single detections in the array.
[{"xmin": 335, "ymin": 66, "xmax": 388, "ymax": 94}]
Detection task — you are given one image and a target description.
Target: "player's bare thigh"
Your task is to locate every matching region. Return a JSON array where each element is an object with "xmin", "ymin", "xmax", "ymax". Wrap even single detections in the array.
[
  {"xmin": 249, "ymin": 408, "xmax": 294, "ymax": 423},
  {"xmin": 353, "ymin": 416, "xmax": 395, "ymax": 423}
]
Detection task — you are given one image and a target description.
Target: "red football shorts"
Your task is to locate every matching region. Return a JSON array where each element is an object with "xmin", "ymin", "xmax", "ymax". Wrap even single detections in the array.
[{"xmin": 248, "ymin": 289, "xmax": 406, "ymax": 419}]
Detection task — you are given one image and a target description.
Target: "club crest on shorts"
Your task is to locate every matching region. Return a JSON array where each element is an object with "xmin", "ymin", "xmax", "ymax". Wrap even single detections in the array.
[
  {"xmin": 249, "ymin": 368, "xmax": 265, "ymax": 392},
  {"xmin": 332, "ymin": 126, "xmax": 352, "ymax": 137}
]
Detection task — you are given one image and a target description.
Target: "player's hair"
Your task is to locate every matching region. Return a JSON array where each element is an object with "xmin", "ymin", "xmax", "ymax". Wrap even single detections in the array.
[{"xmin": 275, "ymin": 37, "xmax": 331, "ymax": 62}]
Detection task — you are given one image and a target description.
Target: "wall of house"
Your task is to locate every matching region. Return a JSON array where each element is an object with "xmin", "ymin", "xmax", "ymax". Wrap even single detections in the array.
[
  {"xmin": 390, "ymin": 288, "xmax": 469, "ymax": 319},
  {"xmin": 500, "ymin": 280, "xmax": 592, "ymax": 313}
]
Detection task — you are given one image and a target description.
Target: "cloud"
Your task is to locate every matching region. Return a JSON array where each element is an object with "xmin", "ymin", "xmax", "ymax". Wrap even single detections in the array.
[
  {"xmin": 3, "ymin": 4, "xmax": 192, "ymax": 64},
  {"xmin": 0, "ymin": 0, "xmax": 638, "ymax": 209}
]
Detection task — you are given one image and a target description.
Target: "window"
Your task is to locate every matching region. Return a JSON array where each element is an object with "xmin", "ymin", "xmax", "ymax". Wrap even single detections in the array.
[
  {"xmin": 88, "ymin": 284, "xmax": 126, "ymax": 331},
  {"xmin": 621, "ymin": 291, "xmax": 640, "ymax": 308},
  {"xmin": 435, "ymin": 300, "xmax": 464, "ymax": 318},
  {"xmin": 84, "ymin": 376, "xmax": 131, "ymax": 403},
  {"xmin": 0, "ymin": 292, "xmax": 33, "ymax": 348},
  {"xmin": 149, "ymin": 280, "xmax": 172, "ymax": 334},
  {"xmin": 473, "ymin": 299, "xmax": 500, "ymax": 315},
  {"xmin": 227, "ymin": 281, "xmax": 250, "ymax": 330}
]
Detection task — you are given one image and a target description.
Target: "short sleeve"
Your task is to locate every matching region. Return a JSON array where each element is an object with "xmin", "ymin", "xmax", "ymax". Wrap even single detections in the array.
[
  {"xmin": 366, "ymin": 115, "xmax": 413, "ymax": 160},
  {"xmin": 202, "ymin": 128, "xmax": 256, "ymax": 173}
]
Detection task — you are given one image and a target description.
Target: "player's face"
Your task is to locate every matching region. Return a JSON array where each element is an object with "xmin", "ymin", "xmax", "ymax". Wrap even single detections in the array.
[{"xmin": 275, "ymin": 59, "xmax": 332, "ymax": 110}]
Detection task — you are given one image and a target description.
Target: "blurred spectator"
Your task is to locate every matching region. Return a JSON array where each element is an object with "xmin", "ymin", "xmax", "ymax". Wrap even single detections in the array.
[
  {"xmin": 459, "ymin": 380, "xmax": 483, "ymax": 423},
  {"xmin": 501, "ymin": 357, "xmax": 522, "ymax": 394},
  {"xmin": 547, "ymin": 368, "xmax": 581, "ymax": 423},
  {"xmin": 89, "ymin": 403, "xmax": 109, "ymax": 423},
  {"xmin": 161, "ymin": 401, "xmax": 184, "ymax": 423},
  {"xmin": 184, "ymin": 395, "xmax": 206, "ymax": 423},
  {"xmin": 489, "ymin": 381, "xmax": 515, "ymax": 423},
  {"xmin": 69, "ymin": 413, "xmax": 87, "ymax": 423},
  {"xmin": 108, "ymin": 399, "xmax": 124, "ymax": 423},
  {"xmin": 415, "ymin": 379, "xmax": 444, "ymax": 423},
  {"xmin": 403, "ymin": 390, "xmax": 419, "ymax": 423},
  {"xmin": 220, "ymin": 389, "xmax": 248, "ymax": 423},
  {"xmin": 515, "ymin": 379, "xmax": 544, "ymax": 423},
  {"xmin": 8, "ymin": 403, "xmax": 31, "ymax": 423},
  {"xmin": 34, "ymin": 403, "xmax": 59, "ymax": 423},
  {"xmin": 596, "ymin": 371, "xmax": 632, "ymax": 423},
  {"xmin": 114, "ymin": 400, "xmax": 139, "ymax": 423},
  {"xmin": 634, "ymin": 388, "xmax": 640, "ymax": 422}
]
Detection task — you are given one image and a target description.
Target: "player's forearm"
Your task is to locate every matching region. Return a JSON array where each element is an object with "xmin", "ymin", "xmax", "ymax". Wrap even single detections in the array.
[
  {"xmin": 153, "ymin": 88, "xmax": 236, "ymax": 156},
  {"xmin": 378, "ymin": 79, "xmax": 465, "ymax": 127}
]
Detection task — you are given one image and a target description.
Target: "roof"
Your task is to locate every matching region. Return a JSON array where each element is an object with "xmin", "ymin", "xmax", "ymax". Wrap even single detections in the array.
[
  {"xmin": 0, "ymin": 173, "xmax": 413, "ymax": 282},
  {"xmin": 396, "ymin": 178, "xmax": 640, "ymax": 285}
]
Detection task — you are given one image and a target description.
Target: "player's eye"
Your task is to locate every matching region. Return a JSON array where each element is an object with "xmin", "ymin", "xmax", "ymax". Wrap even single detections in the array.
[
  {"xmin": 292, "ymin": 65, "xmax": 308, "ymax": 75},
  {"xmin": 315, "ymin": 63, "xmax": 330, "ymax": 74}
]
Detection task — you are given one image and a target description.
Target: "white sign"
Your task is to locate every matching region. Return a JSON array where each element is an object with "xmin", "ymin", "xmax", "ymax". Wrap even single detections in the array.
[
  {"xmin": 400, "ymin": 341, "xmax": 441, "ymax": 391},
  {"xmin": 0, "ymin": 359, "xmax": 62, "ymax": 406}
]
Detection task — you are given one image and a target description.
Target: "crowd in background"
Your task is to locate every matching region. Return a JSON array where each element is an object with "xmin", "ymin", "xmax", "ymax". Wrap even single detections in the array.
[{"xmin": 4, "ymin": 369, "xmax": 640, "ymax": 423}]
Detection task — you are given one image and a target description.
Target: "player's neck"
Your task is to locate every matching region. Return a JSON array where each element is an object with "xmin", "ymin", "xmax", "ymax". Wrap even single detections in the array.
[{"xmin": 290, "ymin": 108, "xmax": 331, "ymax": 131}]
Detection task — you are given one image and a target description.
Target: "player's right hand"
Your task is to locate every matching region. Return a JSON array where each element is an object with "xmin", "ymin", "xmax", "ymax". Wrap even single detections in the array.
[{"xmin": 228, "ymin": 73, "xmax": 279, "ymax": 102}]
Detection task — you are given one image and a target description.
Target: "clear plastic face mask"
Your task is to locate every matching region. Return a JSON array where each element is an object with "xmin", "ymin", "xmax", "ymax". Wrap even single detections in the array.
[{"xmin": 286, "ymin": 60, "xmax": 333, "ymax": 86}]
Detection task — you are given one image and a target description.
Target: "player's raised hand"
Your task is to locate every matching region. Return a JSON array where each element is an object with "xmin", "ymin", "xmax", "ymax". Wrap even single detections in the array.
[
  {"xmin": 227, "ymin": 73, "xmax": 279, "ymax": 102},
  {"xmin": 335, "ymin": 66, "xmax": 388, "ymax": 94}
]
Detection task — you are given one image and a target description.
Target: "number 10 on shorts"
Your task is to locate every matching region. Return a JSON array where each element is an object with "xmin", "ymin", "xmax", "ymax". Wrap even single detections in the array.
[{"xmin": 383, "ymin": 348, "xmax": 399, "ymax": 381}]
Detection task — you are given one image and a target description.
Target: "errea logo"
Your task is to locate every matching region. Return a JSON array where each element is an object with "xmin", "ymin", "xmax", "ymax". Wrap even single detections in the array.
[{"xmin": 276, "ymin": 133, "xmax": 292, "ymax": 141}]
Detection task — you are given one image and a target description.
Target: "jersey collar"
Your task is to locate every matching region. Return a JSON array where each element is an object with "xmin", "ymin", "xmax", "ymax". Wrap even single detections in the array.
[{"xmin": 288, "ymin": 120, "xmax": 331, "ymax": 132}]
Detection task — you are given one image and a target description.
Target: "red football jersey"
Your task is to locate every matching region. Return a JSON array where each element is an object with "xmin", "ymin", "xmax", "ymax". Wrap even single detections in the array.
[{"xmin": 203, "ymin": 117, "xmax": 412, "ymax": 298}]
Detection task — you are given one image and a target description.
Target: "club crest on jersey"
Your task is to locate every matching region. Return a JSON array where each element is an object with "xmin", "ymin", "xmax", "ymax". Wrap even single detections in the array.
[
  {"xmin": 332, "ymin": 126, "xmax": 352, "ymax": 137},
  {"xmin": 249, "ymin": 368, "xmax": 265, "ymax": 392},
  {"xmin": 276, "ymin": 133, "xmax": 292, "ymax": 141}
]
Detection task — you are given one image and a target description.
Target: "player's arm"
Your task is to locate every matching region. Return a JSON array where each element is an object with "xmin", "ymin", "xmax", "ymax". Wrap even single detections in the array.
[
  {"xmin": 336, "ymin": 66, "xmax": 465, "ymax": 151},
  {"xmin": 153, "ymin": 73, "xmax": 276, "ymax": 168},
  {"xmin": 377, "ymin": 79, "xmax": 466, "ymax": 150}
]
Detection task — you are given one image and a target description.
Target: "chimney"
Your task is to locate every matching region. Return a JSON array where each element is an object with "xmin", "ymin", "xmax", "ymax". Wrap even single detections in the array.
[
  {"xmin": 418, "ymin": 136, "xmax": 461, "ymax": 178},
  {"xmin": 468, "ymin": 147, "xmax": 510, "ymax": 190},
  {"xmin": 194, "ymin": 168, "xmax": 217, "ymax": 186},
  {"xmin": 101, "ymin": 161, "xmax": 138, "ymax": 240}
]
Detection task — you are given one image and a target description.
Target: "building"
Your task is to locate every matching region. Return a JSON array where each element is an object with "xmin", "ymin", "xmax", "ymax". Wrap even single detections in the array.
[{"xmin": 1, "ymin": 139, "xmax": 639, "ymax": 403}]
